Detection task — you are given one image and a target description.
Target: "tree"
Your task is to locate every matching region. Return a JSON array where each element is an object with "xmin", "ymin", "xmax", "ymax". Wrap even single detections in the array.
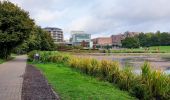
[
  {"xmin": 122, "ymin": 37, "xmax": 140, "ymax": 48},
  {"xmin": 13, "ymin": 26, "xmax": 56, "ymax": 53},
  {"xmin": 0, "ymin": 1, "xmax": 34, "ymax": 59},
  {"xmin": 138, "ymin": 32, "xmax": 147, "ymax": 47}
]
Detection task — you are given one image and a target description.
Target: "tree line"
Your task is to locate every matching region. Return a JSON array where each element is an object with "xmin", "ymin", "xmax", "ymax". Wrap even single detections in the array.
[
  {"xmin": 0, "ymin": 1, "xmax": 55, "ymax": 59},
  {"xmin": 122, "ymin": 31, "xmax": 170, "ymax": 48}
]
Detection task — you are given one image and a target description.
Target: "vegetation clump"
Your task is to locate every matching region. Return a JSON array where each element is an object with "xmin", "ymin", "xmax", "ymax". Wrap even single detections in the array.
[
  {"xmin": 28, "ymin": 51, "xmax": 170, "ymax": 100},
  {"xmin": 0, "ymin": 1, "xmax": 35, "ymax": 59}
]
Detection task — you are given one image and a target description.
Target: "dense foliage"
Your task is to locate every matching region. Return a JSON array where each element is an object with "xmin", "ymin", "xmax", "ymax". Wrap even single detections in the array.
[
  {"xmin": 122, "ymin": 37, "xmax": 140, "ymax": 48},
  {"xmin": 28, "ymin": 51, "xmax": 170, "ymax": 100},
  {"xmin": 13, "ymin": 26, "xmax": 56, "ymax": 54},
  {"xmin": 0, "ymin": 1, "xmax": 35, "ymax": 59},
  {"xmin": 122, "ymin": 31, "xmax": 170, "ymax": 48}
]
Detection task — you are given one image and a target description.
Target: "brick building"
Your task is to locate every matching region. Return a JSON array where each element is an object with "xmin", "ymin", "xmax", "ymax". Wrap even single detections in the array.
[{"xmin": 92, "ymin": 37, "xmax": 112, "ymax": 48}]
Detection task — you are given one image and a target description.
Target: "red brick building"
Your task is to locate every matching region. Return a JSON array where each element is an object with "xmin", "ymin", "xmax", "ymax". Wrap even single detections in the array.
[
  {"xmin": 92, "ymin": 31, "xmax": 139, "ymax": 48},
  {"xmin": 111, "ymin": 34, "xmax": 124, "ymax": 47},
  {"xmin": 92, "ymin": 37, "xmax": 112, "ymax": 47}
]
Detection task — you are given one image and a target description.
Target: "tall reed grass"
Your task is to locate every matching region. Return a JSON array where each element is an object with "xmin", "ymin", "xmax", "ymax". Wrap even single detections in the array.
[{"xmin": 28, "ymin": 51, "xmax": 170, "ymax": 100}]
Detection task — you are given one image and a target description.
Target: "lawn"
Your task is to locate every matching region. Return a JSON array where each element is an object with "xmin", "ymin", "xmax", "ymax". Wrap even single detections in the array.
[
  {"xmin": 150, "ymin": 46, "xmax": 170, "ymax": 53},
  {"xmin": 111, "ymin": 46, "xmax": 170, "ymax": 53},
  {"xmin": 34, "ymin": 63, "xmax": 135, "ymax": 100}
]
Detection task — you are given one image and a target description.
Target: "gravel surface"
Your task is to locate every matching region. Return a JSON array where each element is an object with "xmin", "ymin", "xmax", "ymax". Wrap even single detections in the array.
[{"xmin": 22, "ymin": 64, "xmax": 60, "ymax": 100}]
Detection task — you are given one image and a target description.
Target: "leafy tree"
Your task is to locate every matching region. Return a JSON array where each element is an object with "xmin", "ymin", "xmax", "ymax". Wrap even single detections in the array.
[
  {"xmin": 122, "ymin": 37, "xmax": 140, "ymax": 48},
  {"xmin": 40, "ymin": 29, "xmax": 55, "ymax": 51},
  {"xmin": 138, "ymin": 32, "xmax": 147, "ymax": 47},
  {"xmin": 0, "ymin": 1, "xmax": 34, "ymax": 59},
  {"xmin": 13, "ymin": 26, "xmax": 56, "ymax": 53}
]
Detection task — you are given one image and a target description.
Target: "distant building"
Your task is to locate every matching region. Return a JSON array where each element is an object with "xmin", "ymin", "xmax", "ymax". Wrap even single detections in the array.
[
  {"xmin": 70, "ymin": 31, "xmax": 92, "ymax": 48},
  {"xmin": 124, "ymin": 31, "xmax": 139, "ymax": 37},
  {"xmin": 92, "ymin": 37, "xmax": 112, "ymax": 48},
  {"xmin": 111, "ymin": 32, "xmax": 139, "ymax": 47},
  {"xmin": 43, "ymin": 27, "xmax": 63, "ymax": 43},
  {"xmin": 111, "ymin": 34, "xmax": 124, "ymax": 47}
]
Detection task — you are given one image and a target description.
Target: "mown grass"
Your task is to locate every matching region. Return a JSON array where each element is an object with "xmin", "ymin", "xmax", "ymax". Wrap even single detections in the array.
[
  {"xmin": 34, "ymin": 63, "xmax": 135, "ymax": 100},
  {"xmin": 111, "ymin": 46, "xmax": 170, "ymax": 53}
]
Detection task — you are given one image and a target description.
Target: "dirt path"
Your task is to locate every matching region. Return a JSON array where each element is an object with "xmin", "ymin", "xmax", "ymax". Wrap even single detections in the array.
[
  {"xmin": 0, "ymin": 55, "xmax": 27, "ymax": 100},
  {"xmin": 22, "ymin": 64, "xmax": 60, "ymax": 100}
]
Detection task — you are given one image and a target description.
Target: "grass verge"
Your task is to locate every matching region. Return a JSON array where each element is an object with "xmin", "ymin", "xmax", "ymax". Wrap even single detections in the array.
[
  {"xmin": 34, "ymin": 63, "xmax": 135, "ymax": 100},
  {"xmin": 0, "ymin": 59, "xmax": 4, "ymax": 64},
  {"xmin": 0, "ymin": 56, "xmax": 15, "ymax": 64}
]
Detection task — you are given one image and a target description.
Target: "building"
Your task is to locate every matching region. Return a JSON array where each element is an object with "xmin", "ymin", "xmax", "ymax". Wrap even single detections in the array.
[
  {"xmin": 124, "ymin": 31, "xmax": 139, "ymax": 37},
  {"xmin": 111, "ymin": 32, "xmax": 140, "ymax": 47},
  {"xmin": 70, "ymin": 31, "xmax": 92, "ymax": 48},
  {"xmin": 43, "ymin": 27, "xmax": 63, "ymax": 43},
  {"xmin": 92, "ymin": 37, "xmax": 112, "ymax": 48},
  {"xmin": 111, "ymin": 34, "xmax": 124, "ymax": 47}
]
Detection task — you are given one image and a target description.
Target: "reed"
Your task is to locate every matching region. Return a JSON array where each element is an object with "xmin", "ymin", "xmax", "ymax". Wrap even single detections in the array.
[{"xmin": 28, "ymin": 51, "xmax": 170, "ymax": 100}]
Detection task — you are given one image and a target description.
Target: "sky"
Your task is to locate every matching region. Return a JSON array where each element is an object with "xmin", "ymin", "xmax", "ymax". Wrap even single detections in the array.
[{"xmin": 8, "ymin": 0, "xmax": 170, "ymax": 39}]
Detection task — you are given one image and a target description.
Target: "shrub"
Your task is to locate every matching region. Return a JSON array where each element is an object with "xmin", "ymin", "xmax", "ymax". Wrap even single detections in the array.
[{"xmin": 28, "ymin": 51, "xmax": 170, "ymax": 100}]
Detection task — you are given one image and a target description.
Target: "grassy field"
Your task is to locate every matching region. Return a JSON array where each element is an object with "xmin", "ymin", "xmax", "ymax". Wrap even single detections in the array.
[
  {"xmin": 111, "ymin": 46, "xmax": 170, "ymax": 53},
  {"xmin": 34, "ymin": 63, "xmax": 135, "ymax": 100}
]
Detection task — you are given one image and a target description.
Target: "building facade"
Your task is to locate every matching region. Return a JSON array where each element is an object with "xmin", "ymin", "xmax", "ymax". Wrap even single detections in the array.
[
  {"xmin": 43, "ymin": 27, "xmax": 63, "ymax": 43},
  {"xmin": 111, "ymin": 32, "xmax": 139, "ymax": 47},
  {"xmin": 111, "ymin": 34, "xmax": 124, "ymax": 47},
  {"xmin": 92, "ymin": 37, "xmax": 112, "ymax": 46},
  {"xmin": 70, "ymin": 31, "xmax": 92, "ymax": 48}
]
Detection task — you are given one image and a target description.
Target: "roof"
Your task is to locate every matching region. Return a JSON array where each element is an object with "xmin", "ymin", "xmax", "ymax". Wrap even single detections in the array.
[{"xmin": 43, "ymin": 27, "xmax": 62, "ymax": 30}]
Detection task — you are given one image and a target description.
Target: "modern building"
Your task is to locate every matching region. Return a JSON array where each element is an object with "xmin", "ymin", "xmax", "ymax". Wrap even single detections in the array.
[
  {"xmin": 92, "ymin": 37, "xmax": 112, "ymax": 47},
  {"xmin": 70, "ymin": 31, "xmax": 92, "ymax": 48},
  {"xmin": 43, "ymin": 27, "xmax": 64, "ymax": 43}
]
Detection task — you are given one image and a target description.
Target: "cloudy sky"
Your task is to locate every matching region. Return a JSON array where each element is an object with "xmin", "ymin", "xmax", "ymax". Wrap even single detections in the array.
[{"xmin": 9, "ymin": 0, "xmax": 170, "ymax": 39}]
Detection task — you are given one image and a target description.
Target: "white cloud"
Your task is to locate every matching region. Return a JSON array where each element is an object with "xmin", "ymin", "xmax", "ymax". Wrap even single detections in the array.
[{"xmin": 8, "ymin": 0, "xmax": 170, "ymax": 39}]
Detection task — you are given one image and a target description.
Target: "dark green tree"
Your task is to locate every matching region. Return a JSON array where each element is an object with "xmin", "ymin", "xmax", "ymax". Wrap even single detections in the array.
[
  {"xmin": 0, "ymin": 1, "xmax": 34, "ymax": 59},
  {"xmin": 13, "ymin": 26, "xmax": 56, "ymax": 53},
  {"xmin": 122, "ymin": 37, "xmax": 140, "ymax": 48}
]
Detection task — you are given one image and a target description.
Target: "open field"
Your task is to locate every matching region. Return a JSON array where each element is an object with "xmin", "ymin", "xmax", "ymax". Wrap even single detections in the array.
[
  {"xmin": 111, "ymin": 46, "xmax": 170, "ymax": 53},
  {"xmin": 34, "ymin": 63, "xmax": 135, "ymax": 100}
]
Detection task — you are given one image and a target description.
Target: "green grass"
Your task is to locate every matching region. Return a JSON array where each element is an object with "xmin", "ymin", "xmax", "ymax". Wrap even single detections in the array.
[
  {"xmin": 111, "ymin": 46, "xmax": 170, "ymax": 53},
  {"xmin": 0, "ymin": 59, "xmax": 4, "ymax": 64},
  {"xmin": 34, "ymin": 63, "xmax": 135, "ymax": 100},
  {"xmin": 0, "ymin": 56, "xmax": 15, "ymax": 64},
  {"xmin": 150, "ymin": 46, "xmax": 170, "ymax": 53}
]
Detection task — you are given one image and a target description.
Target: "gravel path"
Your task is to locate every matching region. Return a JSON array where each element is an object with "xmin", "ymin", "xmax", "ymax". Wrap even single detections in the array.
[{"xmin": 22, "ymin": 64, "xmax": 60, "ymax": 100}]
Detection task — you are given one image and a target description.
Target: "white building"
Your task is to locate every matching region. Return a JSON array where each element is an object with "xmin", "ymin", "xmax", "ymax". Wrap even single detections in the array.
[{"xmin": 70, "ymin": 31, "xmax": 93, "ymax": 48}]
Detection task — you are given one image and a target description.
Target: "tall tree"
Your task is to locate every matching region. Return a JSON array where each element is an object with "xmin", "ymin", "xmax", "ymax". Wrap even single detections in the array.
[
  {"xmin": 122, "ymin": 37, "xmax": 140, "ymax": 48},
  {"xmin": 0, "ymin": 1, "xmax": 34, "ymax": 59}
]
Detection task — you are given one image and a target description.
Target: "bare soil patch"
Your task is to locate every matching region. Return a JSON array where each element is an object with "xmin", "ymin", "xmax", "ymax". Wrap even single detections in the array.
[{"xmin": 22, "ymin": 64, "xmax": 60, "ymax": 100}]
